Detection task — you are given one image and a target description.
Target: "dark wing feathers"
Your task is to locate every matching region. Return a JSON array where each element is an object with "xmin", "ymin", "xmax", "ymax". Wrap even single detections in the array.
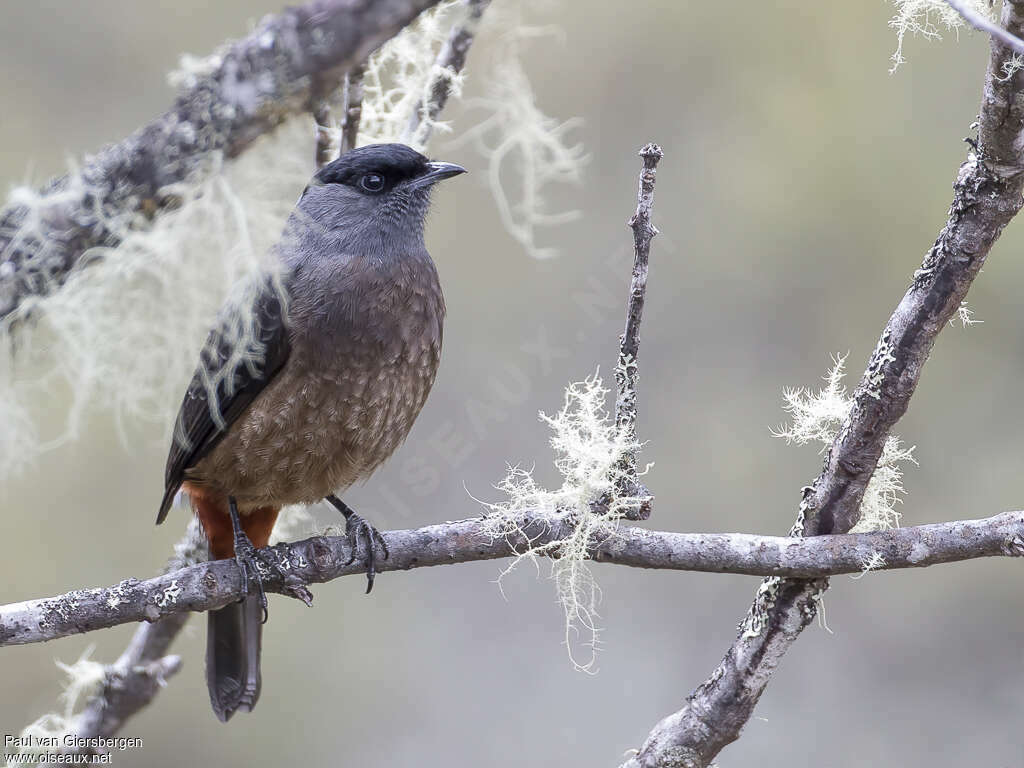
[{"xmin": 156, "ymin": 279, "xmax": 292, "ymax": 523}]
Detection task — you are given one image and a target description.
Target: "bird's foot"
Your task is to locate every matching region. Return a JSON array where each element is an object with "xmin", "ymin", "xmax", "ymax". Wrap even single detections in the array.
[
  {"xmin": 227, "ymin": 495, "xmax": 308, "ymax": 622},
  {"xmin": 234, "ymin": 536, "xmax": 315, "ymax": 616},
  {"xmin": 231, "ymin": 527, "xmax": 269, "ymax": 621},
  {"xmin": 344, "ymin": 512, "xmax": 389, "ymax": 594},
  {"xmin": 326, "ymin": 494, "xmax": 389, "ymax": 593}
]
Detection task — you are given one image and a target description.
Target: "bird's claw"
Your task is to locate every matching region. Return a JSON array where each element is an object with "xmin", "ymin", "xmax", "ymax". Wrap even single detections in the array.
[
  {"xmin": 231, "ymin": 529, "xmax": 269, "ymax": 621},
  {"xmin": 344, "ymin": 513, "xmax": 389, "ymax": 594},
  {"xmin": 233, "ymin": 531, "xmax": 315, "ymax": 620}
]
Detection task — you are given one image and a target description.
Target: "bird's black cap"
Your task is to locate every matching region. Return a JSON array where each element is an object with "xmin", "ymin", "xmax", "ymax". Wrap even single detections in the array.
[{"xmin": 316, "ymin": 143, "xmax": 430, "ymax": 187}]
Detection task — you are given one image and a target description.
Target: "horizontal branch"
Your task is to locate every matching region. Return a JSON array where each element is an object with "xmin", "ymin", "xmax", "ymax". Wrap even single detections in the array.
[
  {"xmin": 0, "ymin": 0, "xmax": 444, "ymax": 322},
  {"xmin": 3, "ymin": 511, "xmax": 1024, "ymax": 647}
]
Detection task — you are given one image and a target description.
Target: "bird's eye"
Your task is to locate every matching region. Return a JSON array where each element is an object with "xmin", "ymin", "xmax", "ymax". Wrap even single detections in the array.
[{"xmin": 359, "ymin": 173, "xmax": 385, "ymax": 193}]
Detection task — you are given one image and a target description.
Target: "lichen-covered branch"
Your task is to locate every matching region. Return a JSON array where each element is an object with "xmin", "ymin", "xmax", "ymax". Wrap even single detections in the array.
[
  {"xmin": 0, "ymin": 0, "xmax": 446, "ymax": 322},
  {"xmin": 3, "ymin": 510, "xmax": 1024, "ymax": 648},
  {"xmin": 623, "ymin": 4, "xmax": 1024, "ymax": 766},
  {"xmin": 403, "ymin": 0, "xmax": 491, "ymax": 147}
]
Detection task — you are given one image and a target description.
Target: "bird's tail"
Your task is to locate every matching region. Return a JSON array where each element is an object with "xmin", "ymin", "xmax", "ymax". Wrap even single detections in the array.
[{"xmin": 206, "ymin": 594, "xmax": 262, "ymax": 722}]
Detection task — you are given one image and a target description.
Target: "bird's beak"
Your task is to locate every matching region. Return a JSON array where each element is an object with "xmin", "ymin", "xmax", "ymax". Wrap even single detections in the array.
[{"xmin": 415, "ymin": 161, "xmax": 467, "ymax": 187}]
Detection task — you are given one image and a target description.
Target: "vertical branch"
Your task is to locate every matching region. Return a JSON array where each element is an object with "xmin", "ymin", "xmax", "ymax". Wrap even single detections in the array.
[
  {"xmin": 404, "ymin": 0, "xmax": 491, "ymax": 148},
  {"xmin": 611, "ymin": 143, "xmax": 663, "ymax": 520},
  {"xmin": 312, "ymin": 82, "xmax": 336, "ymax": 170},
  {"xmin": 339, "ymin": 64, "xmax": 367, "ymax": 156},
  {"xmin": 312, "ymin": 61, "xmax": 366, "ymax": 168}
]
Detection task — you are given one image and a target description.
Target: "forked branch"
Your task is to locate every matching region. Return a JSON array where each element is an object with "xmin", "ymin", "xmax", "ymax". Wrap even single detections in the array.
[{"xmin": 623, "ymin": 4, "xmax": 1024, "ymax": 765}]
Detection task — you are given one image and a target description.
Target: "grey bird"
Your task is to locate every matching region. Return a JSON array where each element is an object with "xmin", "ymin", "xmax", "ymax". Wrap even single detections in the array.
[{"xmin": 155, "ymin": 143, "xmax": 464, "ymax": 721}]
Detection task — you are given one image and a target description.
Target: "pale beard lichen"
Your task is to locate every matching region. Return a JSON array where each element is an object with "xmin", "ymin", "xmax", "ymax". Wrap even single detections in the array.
[
  {"xmin": 354, "ymin": 0, "xmax": 466, "ymax": 150},
  {"xmin": 480, "ymin": 373, "xmax": 651, "ymax": 671},
  {"xmin": 997, "ymin": 52, "xmax": 1024, "ymax": 81},
  {"xmin": 772, "ymin": 356, "xmax": 916, "ymax": 533},
  {"xmin": 453, "ymin": 14, "xmax": 588, "ymax": 260},
  {"xmin": 850, "ymin": 550, "xmax": 887, "ymax": 580},
  {"xmin": 951, "ymin": 300, "xmax": 983, "ymax": 327},
  {"xmin": 0, "ymin": 120, "xmax": 309, "ymax": 482},
  {"xmin": 888, "ymin": 0, "xmax": 993, "ymax": 72},
  {"xmin": 14, "ymin": 647, "xmax": 107, "ymax": 757},
  {"xmin": 353, "ymin": 0, "xmax": 588, "ymax": 259}
]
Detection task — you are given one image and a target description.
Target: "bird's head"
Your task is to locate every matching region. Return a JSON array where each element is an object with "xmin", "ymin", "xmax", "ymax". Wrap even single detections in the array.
[{"xmin": 294, "ymin": 143, "xmax": 465, "ymax": 247}]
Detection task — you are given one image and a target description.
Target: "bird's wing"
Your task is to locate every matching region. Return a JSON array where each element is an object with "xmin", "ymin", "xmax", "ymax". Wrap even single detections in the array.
[{"xmin": 157, "ymin": 277, "xmax": 292, "ymax": 523}]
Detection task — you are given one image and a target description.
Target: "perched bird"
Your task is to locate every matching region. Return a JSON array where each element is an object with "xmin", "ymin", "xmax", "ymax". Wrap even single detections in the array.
[{"xmin": 157, "ymin": 143, "xmax": 464, "ymax": 721}]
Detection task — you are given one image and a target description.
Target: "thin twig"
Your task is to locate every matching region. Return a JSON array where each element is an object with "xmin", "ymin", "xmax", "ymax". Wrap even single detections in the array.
[
  {"xmin": 312, "ymin": 60, "xmax": 366, "ymax": 169},
  {"xmin": 946, "ymin": 0, "xmax": 1024, "ymax": 54},
  {"xmin": 339, "ymin": 64, "xmax": 367, "ymax": 156},
  {"xmin": 404, "ymin": 0, "xmax": 491, "ymax": 147},
  {"xmin": 3, "ymin": 510, "xmax": 1024, "ymax": 648},
  {"xmin": 312, "ymin": 77, "xmax": 336, "ymax": 170},
  {"xmin": 609, "ymin": 143, "xmax": 662, "ymax": 521},
  {"xmin": 624, "ymin": 4, "xmax": 1024, "ymax": 765}
]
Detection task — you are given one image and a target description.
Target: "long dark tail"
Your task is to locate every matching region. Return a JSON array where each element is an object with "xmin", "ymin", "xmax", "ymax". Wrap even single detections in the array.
[{"xmin": 206, "ymin": 594, "xmax": 262, "ymax": 722}]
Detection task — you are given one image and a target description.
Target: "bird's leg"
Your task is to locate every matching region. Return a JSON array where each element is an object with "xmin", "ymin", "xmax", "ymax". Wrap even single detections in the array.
[
  {"xmin": 325, "ymin": 494, "xmax": 389, "ymax": 594},
  {"xmin": 229, "ymin": 498, "xmax": 315, "ymax": 613},
  {"xmin": 228, "ymin": 496, "xmax": 269, "ymax": 622}
]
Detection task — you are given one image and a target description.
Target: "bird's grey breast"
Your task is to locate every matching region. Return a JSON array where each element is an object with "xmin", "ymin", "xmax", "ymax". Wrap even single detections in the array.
[{"xmin": 280, "ymin": 242, "xmax": 446, "ymax": 493}]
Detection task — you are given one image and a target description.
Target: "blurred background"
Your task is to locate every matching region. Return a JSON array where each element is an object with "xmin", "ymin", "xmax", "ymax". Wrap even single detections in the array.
[{"xmin": 2, "ymin": 1, "xmax": 1023, "ymax": 765}]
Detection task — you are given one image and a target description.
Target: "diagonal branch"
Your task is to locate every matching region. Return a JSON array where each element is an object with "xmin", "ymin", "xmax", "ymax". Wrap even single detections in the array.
[
  {"xmin": 623, "ymin": 4, "xmax": 1024, "ymax": 766},
  {"xmin": 3, "ymin": 510, "xmax": 1024, "ymax": 648},
  {"xmin": 946, "ymin": 0, "xmax": 1024, "ymax": 53},
  {"xmin": 0, "ymin": 0, "xmax": 447, "ymax": 323}
]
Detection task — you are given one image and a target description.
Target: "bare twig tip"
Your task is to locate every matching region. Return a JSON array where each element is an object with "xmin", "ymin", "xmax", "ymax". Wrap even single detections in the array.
[{"xmin": 639, "ymin": 142, "xmax": 664, "ymax": 161}]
